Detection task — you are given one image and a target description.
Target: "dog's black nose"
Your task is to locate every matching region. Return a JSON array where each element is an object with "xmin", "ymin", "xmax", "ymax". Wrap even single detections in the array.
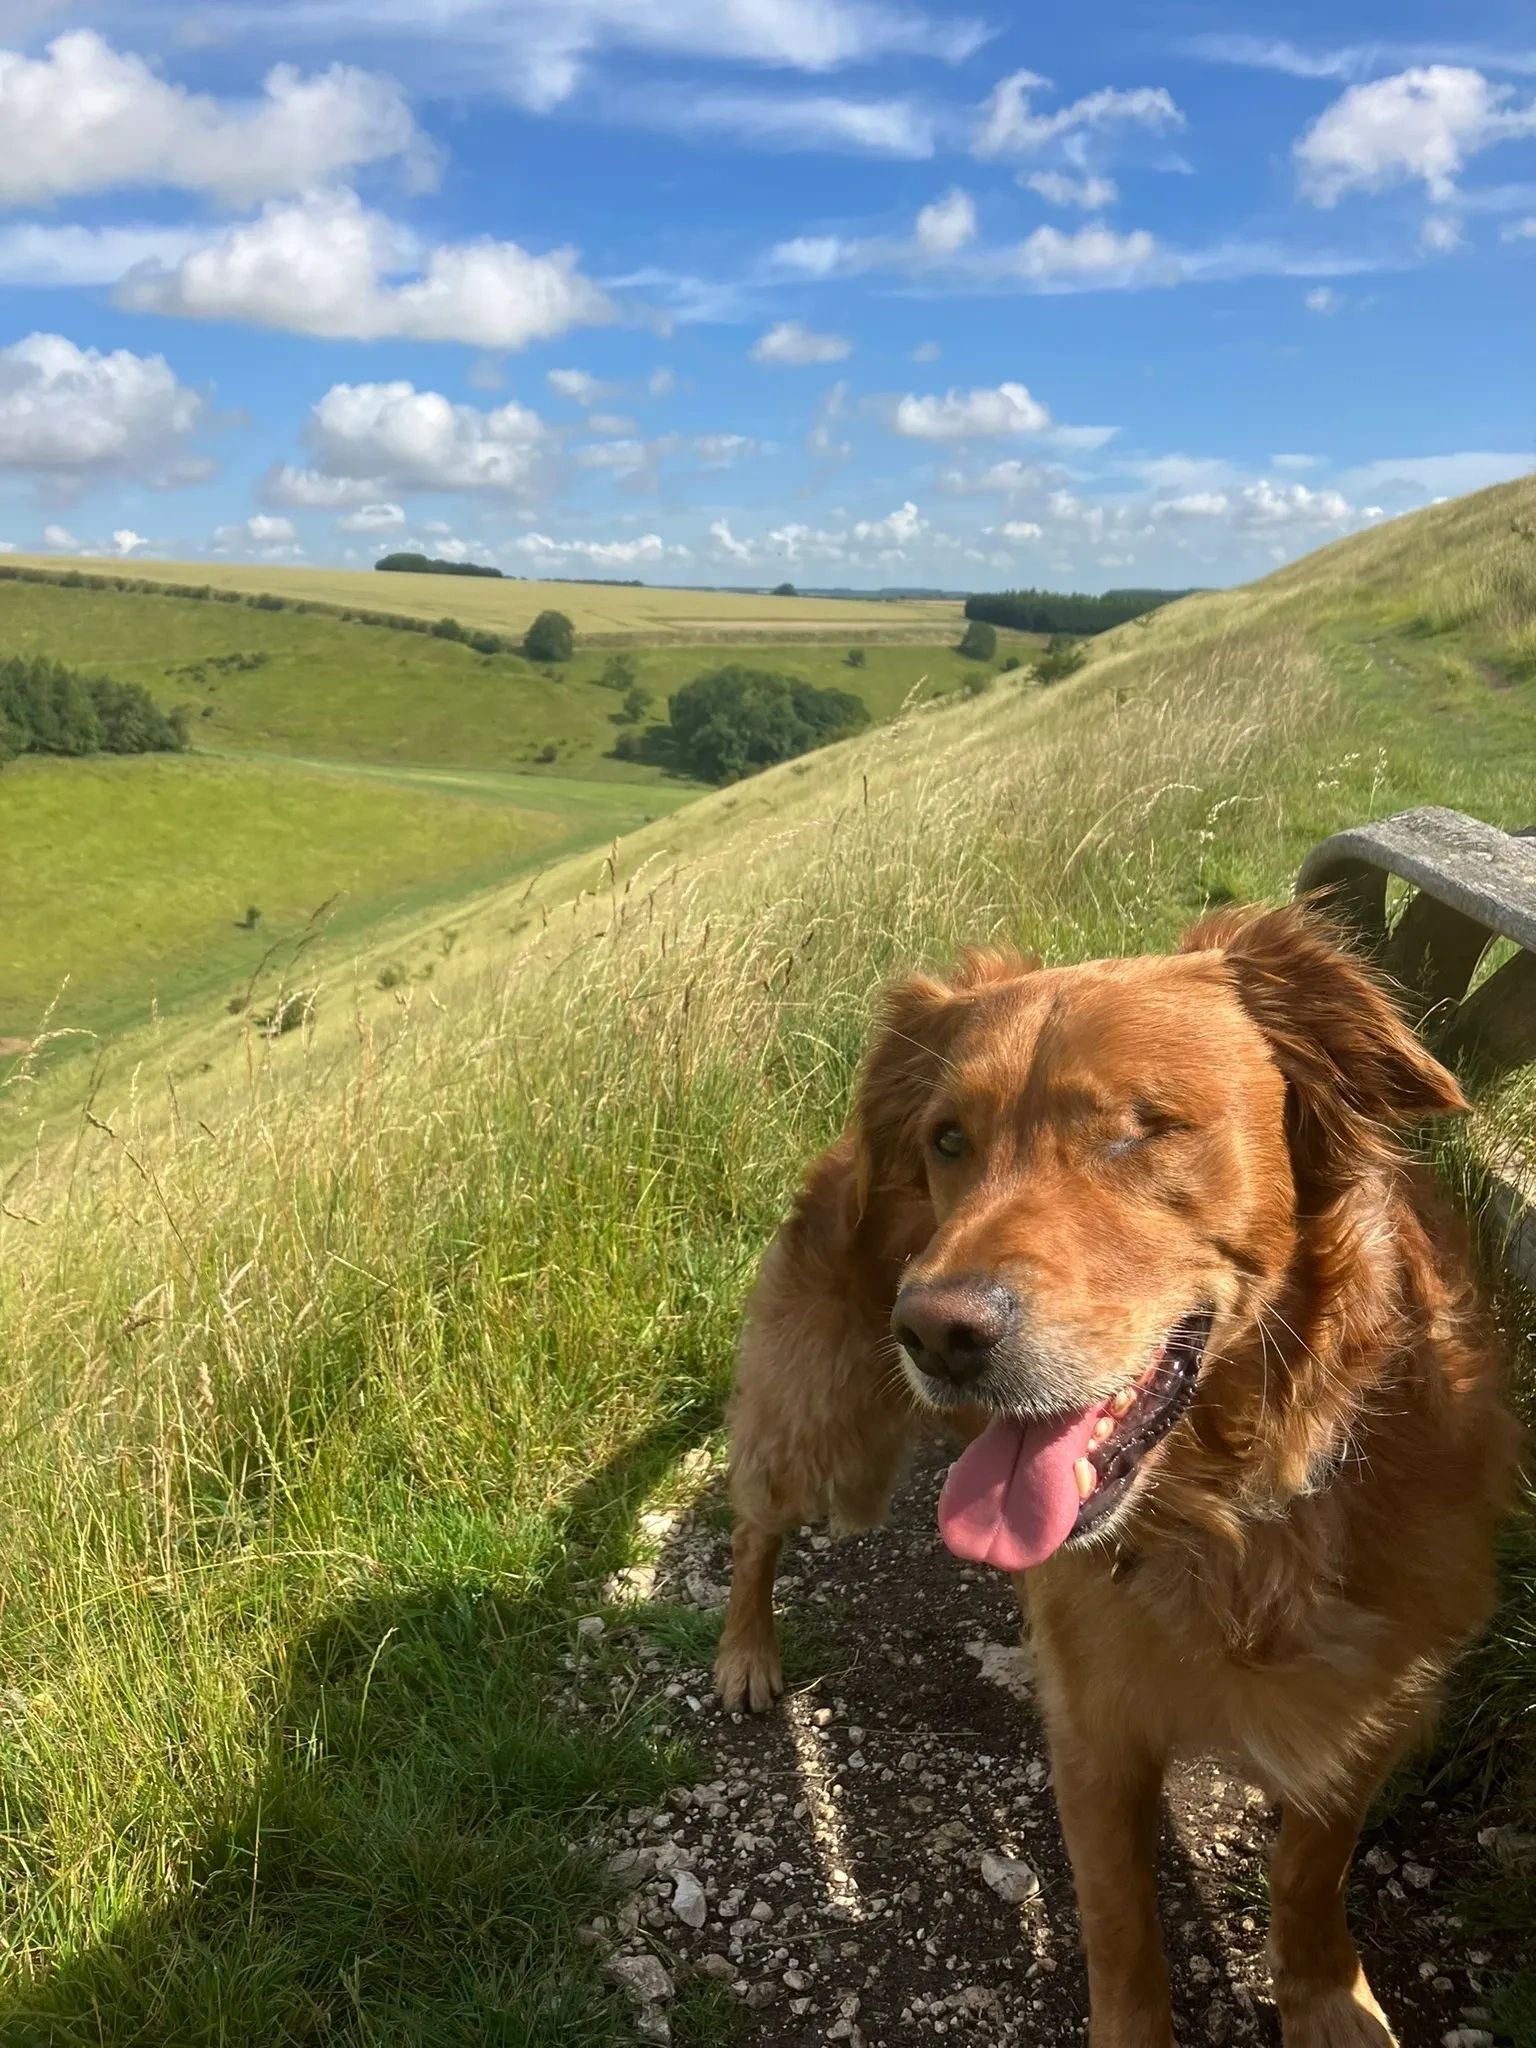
[{"xmin": 892, "ymin": 1277, "xmax": 1018, "ymax": 1384}]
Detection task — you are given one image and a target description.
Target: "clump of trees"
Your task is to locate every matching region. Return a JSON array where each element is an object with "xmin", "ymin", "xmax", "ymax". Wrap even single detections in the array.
[
  {"xmin": 958, "ymin": 619, "xmax": 997, "ymax": 661},
  {"xmin": 599, "ymin": 652, "xmax": 639, "ymax": 691},
  {"xmin": 666, "ymin": 665, "xmax": 869, "ymax": 783},
  {"xmin": 0, "ymin": 657, "xmax": 188, "ymax": 765},
  {"xmin": 964, "ymin": 586, "xmax": 1190, "ymax": 635},
  {"xmin": 376, "ymin": 552, "xmax": 505, "ymax": 579},
  {"xmin": 1033, "ymin": 634, "xmax": 1089, "ymax": 683},
  {"xmin": 524, "ymin": 609, "xmax": 575, "ymax": 662}
]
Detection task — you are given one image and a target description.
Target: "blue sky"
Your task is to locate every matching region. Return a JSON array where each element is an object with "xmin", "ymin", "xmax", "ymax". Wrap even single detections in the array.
[{"xmin": 0, "ymin": 0, "xmax": 1532, "ymax": 592}]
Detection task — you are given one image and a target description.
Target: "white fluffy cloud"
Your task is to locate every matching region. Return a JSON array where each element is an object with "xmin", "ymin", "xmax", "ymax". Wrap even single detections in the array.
[
  {"xmin": 751, "ymin": 320, "xmax": 852, "ymax": 366},
  {"xmin": 1012, "ymin": 223, "xmax": 1161, "ymax": 285},
  {"xmin": 0, "ymin": 332, "xmax": 203, "ymax": 480},
  {"xmin": 998, "ymin": 519, "xmax": 1043, "ymax": 540},
  {"xmin": 851, "ymin": 499, "xmax": 925, "ymax": 545},
  {"xmin": 1024, "ymin": 170, "xmax": 1120, "ymax": 209},
  {"xmin": 297, "ymin": 381, "xmax": 551, "ymax": 497},
  {"xmin": 891, "ymin": 382, "xmax": 1052, "ymax": 441},
  {"xmin": 704, "ymin": 500, "xmax": 935, "ymax": 566},
  {"xmin": 1153, "ymin": 479, "xmax": 1354, "ymax": 528},
  {"xmin": 710, "ymin": 517, "xmax": 753, "ymax": 561},
  {"xmin": 41, "ymin": 523, "xmax": 76, "ymax": 549},
  {"xmin": 1501, "ymin": 216, "xmax": 1536, "ymax": 241},
  {"xmin": 120, "ymin": 191, "xmax": 612, "ymax": 350},
  {"xmin": 1296, "ymin": 66, "xmax": 1536, "ymax": 205},
  {"xmin": 1420, "ymin": 213, "xmax": 1465, "ymax": 252},
  {"xmin": 1305, "ymin": 285, "xmax": 1342, "ymax": 313},
  {"xmin": 914, "ymin": 187, "xmax": 978, "ymax": 255},
  {"xmin": 769, "ymin": 233, "xmax": 860, "ymax": 277},
  {"xmin": 336, "ymin": 502, "xmax": 406, "ymax": 532},
  {"xmin": 0, "ymin": 32, "xmax": 425, "ymax": 206},
  {"xmin": 976, "ymin": 71, "xmax": 1184, "ymax": 157},
  {"xmin": 547, "ymin": 368, "xmax": 620, "ymax": 405},
  {"xmin": 509, "ymin": 531, "xmax": 692, "ymax": 568}
]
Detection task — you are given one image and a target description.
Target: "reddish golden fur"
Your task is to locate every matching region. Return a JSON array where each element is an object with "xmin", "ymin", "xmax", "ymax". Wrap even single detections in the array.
[{"xmin": 716, "ymin": 905, "xmax": 1516, "ymax": 2048}]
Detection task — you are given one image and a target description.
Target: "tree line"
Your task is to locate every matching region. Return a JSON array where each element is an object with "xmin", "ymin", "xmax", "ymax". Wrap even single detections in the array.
[
  {"xmin": 0, "ymin": 562, "xmax": 528, "ymax": 658},
  {"xmin": 0, "ymin": 655, "xmax": 188, "ymax": 766},
  {"xmin": 964, "ymin": 586, "xmax": 1191, "ymax": 635},
  {"xmin": 373, "ymin": 554, "xmax": 644, "ymax": 588},
  {"xmin": 375, "ymin": 552, "xmax": 505, "ymax": 579}
]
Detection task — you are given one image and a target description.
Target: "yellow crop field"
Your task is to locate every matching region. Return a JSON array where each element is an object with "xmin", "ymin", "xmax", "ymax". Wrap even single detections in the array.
[{"xmin": 5, "ymin": 555, "xmax": 964, "ymax": 642}]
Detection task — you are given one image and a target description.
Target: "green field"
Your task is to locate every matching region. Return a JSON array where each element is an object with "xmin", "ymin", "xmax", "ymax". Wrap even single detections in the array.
[
  {"xmin": 0, "ymin": 753, "xmax": 685, "ymax": 1042},
  {"xmin": 1, "ymin": 574, "xmax": 1014, "ymax": 1049},
  {"xmin": 2, "ymin": 555, "xmax": 961, "ymax": 640},
  {"xmin": 0, "ymin": 485, "xmax": 1531, "ymax": 2043},
  {"xmin": 0, "ymin": 576, "xmax": 1009, "ymax": 774}
]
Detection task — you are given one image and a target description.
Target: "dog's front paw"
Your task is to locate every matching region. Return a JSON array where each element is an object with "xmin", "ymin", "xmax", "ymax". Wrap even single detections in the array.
[
  {"xmin": 714, "ymin": 1635, "xmax": 783, "ymax": 1714},
  {"xmin": 1277, "ymin": 1974, "xmax": 1398, "ymax": 2048}
]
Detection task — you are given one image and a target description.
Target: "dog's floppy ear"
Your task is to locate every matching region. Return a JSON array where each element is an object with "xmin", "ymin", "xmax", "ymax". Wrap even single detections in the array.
[
  {"xmin": 852, "ymin": 947, "xmax": 1038, "ymax": 1215},
  {"xmin": 1181, "ymin": 902, "xmax": 1466, "ymax": 1192}
]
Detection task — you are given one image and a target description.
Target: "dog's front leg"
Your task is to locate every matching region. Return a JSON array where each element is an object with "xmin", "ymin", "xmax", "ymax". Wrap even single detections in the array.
[
  {"xmin": 1269, "ymin": 1770, "xmax": 1401, "ymax": 2048},
  {"xmin": 715, "ymin": 1518, "xmax": 788, "ymax": 1713},
  {"xmin": 1048, "ymin": 1726, "xmax": 1175, "ymax": 2048}
]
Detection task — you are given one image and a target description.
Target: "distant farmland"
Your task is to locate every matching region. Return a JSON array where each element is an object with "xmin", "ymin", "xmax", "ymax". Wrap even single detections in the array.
[{"xmin": 2, "ymin": 557, "xmax": 963, "ymax": 643}]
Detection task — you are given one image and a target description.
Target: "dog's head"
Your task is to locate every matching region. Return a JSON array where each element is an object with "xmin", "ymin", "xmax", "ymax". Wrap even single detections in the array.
[{"xmin": 855, "ymin": 905, "xmax": 1465, "ymax": 1568}]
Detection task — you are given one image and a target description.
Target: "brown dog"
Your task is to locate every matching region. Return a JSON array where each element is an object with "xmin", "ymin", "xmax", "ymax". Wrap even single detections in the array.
[{"xmin": 715, "ymin": 905, "xmax": 1515, "ymax": 2048}]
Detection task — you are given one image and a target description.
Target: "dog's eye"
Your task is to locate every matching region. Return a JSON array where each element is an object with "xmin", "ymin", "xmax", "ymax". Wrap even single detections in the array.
[
  {"xmin": 1105, "ymin": 1110, "xmax": 1189, "ymax": 1160},
  {"xmin": 1105, "ymin": 1131, "xmax": 1150, "ymax": 1160},
  {"xmin": 930, "ymin": 1122, "xmax": 967, "ymax": 1161}
]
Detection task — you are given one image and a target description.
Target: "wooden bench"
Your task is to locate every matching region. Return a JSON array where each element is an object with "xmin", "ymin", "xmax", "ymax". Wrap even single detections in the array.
[{"xmin": 1296, "ymin": 806, "xmax": 1536, "ymax": 1288}]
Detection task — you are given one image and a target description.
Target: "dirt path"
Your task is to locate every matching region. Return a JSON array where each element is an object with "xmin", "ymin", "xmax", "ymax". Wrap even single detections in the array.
[{"xmin": 576, "ymin": 1443, "xmax": 1513, "ymax": 2047}]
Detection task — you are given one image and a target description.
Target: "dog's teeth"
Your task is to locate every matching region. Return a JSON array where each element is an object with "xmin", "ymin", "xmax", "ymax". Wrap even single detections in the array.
[
  {"xmin": 1109, "ymin": 1387, "xmax": 1136, "ymax": 1417},
  {"xmin": 1074, "ymin": 1458, "xmax": 1096, "ymax": 1500},
  {"xmin": 1091, "ymin": 1417, "xmax": 1115, "ymax": 1444}
]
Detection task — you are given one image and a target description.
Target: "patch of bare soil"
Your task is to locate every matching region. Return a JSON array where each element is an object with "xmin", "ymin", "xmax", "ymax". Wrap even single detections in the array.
[{"xmin": 573, "ymin": 1444, "xmax": 1516, "ymax": 2047}]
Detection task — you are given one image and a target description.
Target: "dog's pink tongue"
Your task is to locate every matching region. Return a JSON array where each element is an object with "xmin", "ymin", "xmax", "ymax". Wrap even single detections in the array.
[{"xmin": 938, "ymin": 1408, "xmax": 1102, "ymax": 1572}]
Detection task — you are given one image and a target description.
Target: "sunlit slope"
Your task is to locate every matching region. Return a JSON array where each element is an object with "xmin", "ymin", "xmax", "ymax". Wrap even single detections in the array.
[{"xmin": 5, "ymin": 473, "xmax": 1531, "ymax": 1165}]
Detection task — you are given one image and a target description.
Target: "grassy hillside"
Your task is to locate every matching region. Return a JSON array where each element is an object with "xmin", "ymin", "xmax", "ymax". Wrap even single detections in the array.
[
  {"xmin": 0, "ymin": 576, "xmax": 1009, "ymax": 773},
  {"xmin": 2, "ymin": 555, "xmax": 959, "ymax": 640},
  {"xmin": 0, "ymin": 481, "xmax": 1531, "ymax": 2044},
  {"xmin": 0, "ymin": 753, "xmax": 683, "ymax": 1043},
  {"xmin": 1, "ymin": 575, "xmax": 1011, "ymax": 1052}
]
